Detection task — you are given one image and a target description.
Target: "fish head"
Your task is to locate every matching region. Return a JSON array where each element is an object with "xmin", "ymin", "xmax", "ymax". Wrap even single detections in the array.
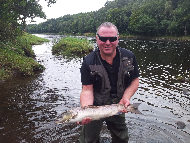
[{"xmin": 55, "ymin": 111, "xmax": 77, "ymax": 124}]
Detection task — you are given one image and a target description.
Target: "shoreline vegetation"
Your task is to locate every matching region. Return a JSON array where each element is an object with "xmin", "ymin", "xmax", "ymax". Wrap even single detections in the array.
[
  {"xmin": 0, "ymin": 33, "xmax": 49, "ymax": 81},
  {"xmin": 52, "ymin": 33, "xmax": 190, "ymax": 81},
  {"xmin": 52, "ymin": 36, "xmax": 93, "ymax": 57},
  {"xmin": 0, "ymin": 33, "xmax": 189, "ymax": 82},
  {"xmin": 38, "ymin": 32, "xmax": 190, "ymax": 42}
]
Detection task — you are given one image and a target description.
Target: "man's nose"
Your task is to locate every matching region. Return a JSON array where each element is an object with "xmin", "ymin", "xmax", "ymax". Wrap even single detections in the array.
[{"xmin": 105, "ymin": 39, "xmax": 111, "ymax": 44}]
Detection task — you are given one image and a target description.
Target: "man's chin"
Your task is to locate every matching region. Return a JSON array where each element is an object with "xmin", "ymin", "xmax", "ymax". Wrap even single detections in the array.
[
  {"xmin": 100, "ymin": 48, "xmax": 116, "ymax": 57},
  {"xmin": 103, "ymin": 51, "xmax": 113, "ymax": 56}
]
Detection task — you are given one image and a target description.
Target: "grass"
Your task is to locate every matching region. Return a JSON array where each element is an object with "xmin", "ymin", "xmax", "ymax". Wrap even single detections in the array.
[
  {"xmin": 83, "ymin": 33, "xmax": 95, "ymax": 37},
  {"xmin": 119, "ymin": 34, "xmax": 190, "ymax": 42},
  {"xmin": 176, "ymin": 72, "xmax": 190, "ymax": 82},
  {"xmin": 0, "ymin": 33, "xmax": 49, "ymax": 81},
  {"xmin": 52, "ymin": 37, "xmax": 93, "ymax": 57}
]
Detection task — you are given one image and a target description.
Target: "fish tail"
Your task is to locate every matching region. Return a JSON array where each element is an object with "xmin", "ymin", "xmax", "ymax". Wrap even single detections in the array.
[
  {"xmin": 132, "ymin": 103, "xmax": 141, "ymax": 108},
  {"xmin": 131, "ymin": 103, "xmax": 142, "ymax": 114},
  {"xmin": 132, "ymin": 109, "xmax": 142, "ymax": 114}
]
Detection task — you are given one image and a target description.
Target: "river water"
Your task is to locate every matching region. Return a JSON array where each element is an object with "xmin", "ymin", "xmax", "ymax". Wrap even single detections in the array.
[{"xmin": 0, "ymin": 34, "xmax": 190, "ymax": 143}]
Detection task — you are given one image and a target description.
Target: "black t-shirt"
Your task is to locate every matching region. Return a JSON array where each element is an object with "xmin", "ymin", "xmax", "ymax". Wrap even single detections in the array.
[
  {"xmin": 80, "ymin": 47, "xmax": 139, "ymax": 94},
  {"xmin": 98, "ymin": 49, "xmax": 120, "ymax": 95}
]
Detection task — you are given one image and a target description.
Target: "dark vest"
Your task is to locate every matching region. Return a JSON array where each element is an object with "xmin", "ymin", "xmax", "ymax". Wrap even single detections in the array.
[{"xmin": 84, "ymin": 47, "xmax": 135, "ymax": 105}]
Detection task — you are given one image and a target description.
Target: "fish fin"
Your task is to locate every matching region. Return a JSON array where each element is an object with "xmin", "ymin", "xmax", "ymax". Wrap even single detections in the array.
[
  {"xmin": 82, "ymin": 105, "xmax": 98, "ymax": 109},
  {"xmin": 129, "ymin": 103, "xmax": 142, "ymax": 114},
  {"xmin": 115, "ymin": 111, "xmax": 123, "ymax": 115},
  {"xmin": 132, "ymin": 109, "xmax": 142, "ymax": 114},
  {"xmin": 130, "ymin": 103, "xmax": 141, "ymax": 109}
]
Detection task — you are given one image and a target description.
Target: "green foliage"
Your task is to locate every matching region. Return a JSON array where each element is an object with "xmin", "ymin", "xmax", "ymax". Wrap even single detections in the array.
[
  {"xmin": 107, "ymin": 8, "xmax": 130, "ymax": 33},
  {"xmin": 20, "ymin": 33, "xmax": 49, "ymax": 45},
  {"xmin": 0, "ymin": 33, "xmax": 48, "ymax": 80},
  {"xmin": 17, "ymin": 33, "xmax": 49, "ymax": 57},
  {"xmin": 26, "ymin": 0, "xmax": 190, "ymax": 37},
  {"xmin": 52, "ymin": 37, "xmax": 93, "ymax": 57},
  {"xmin": 0, "ymin": 0, "xmax": 56, "ymax": 43},
  {"xmin": 176, "ymin": 71, "xmax": 190, "ymax": 82},
  {"xmin": 130, "ymin": 13, "xmax": 158, "ymax": 36},
  {"xmin": 0, "ymin": 48, "xmax": 40, "ymax": 78}
]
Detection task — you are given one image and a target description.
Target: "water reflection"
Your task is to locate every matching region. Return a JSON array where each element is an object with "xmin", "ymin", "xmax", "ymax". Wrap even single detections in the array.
[
  {"xmin": 0, "ymin": 34, "xmax": 189, "ymax": 143},
  {"xmin": 119, "ymin": 39, "xmax": 190, "ymax": 142}
]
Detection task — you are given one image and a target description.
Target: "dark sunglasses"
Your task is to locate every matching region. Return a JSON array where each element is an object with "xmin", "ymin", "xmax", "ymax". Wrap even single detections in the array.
[{"xmin": 97, "ymin": 34, "xmax": 118, "ymax": 42}]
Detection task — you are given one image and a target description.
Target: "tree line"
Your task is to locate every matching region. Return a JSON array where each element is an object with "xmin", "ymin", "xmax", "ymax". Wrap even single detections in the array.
[
  {"xmin": 0, "ymin": 0, "xmax": 56, "ymax": 43},
  {"xmin": 26, "ymin": 0, "xmax": 190, "ymax": 37}
]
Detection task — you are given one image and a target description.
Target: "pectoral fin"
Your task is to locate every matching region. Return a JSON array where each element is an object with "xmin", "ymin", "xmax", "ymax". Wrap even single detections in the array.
[{"xmin": 115, "ymin": 111, "xmax": 123, "ymax": 115}]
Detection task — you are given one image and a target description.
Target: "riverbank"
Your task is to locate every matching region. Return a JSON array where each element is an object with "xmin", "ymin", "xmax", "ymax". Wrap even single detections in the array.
[
  {"xmin": 52, "ymin": 36, "xmax": 93, "ymax": 57},
  {"xmin": 92, "ymin": 33, "xmax": 190, "ymax": 42},
  {"xmin": 121, "ymin": 35, "xmax": 190, "ymax": 42},
  {"xmin": 3, "ymin": 33, "xmax": 189, "ymax": 82},
  {"xmin": 35, "ymin": 32, "xmax": 190, "ymax": 42},
  {"xmin": 0, "ymin": 33, "xmax": 49, "ymax": 81}
]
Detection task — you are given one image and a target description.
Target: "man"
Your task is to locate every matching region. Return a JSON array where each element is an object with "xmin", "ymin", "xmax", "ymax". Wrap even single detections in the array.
[{"xmin": 79, "ymin": 22, "xmax": 139, "ymax": 143}]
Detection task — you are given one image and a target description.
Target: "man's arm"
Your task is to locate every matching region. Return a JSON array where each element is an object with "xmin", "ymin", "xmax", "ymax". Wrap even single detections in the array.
[
  {"xmin": 77, "ymin": 84, "xmax": 94, "ymax": 125},
  {"xmin": 119, "ymin": 78, "xmax": 139, "ymax": 108},
  {"xmin": 80, "ymin": 84, "xmax": 94, "ymax": 107}
]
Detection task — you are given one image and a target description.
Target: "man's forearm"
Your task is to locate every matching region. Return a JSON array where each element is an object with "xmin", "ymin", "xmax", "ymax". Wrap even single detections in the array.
[
  {"xmin": 80, "ymin": 85, "xmax": 94, "ymax": 107},
  {"xmin": 123, "ymin": 78, "xmax": 139, "ymax": 100}
]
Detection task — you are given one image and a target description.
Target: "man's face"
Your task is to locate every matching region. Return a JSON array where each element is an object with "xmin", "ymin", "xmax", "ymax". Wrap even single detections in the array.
[{"xmin": 96, "ymin": 26, "xmax": 119, "ymax": 57}]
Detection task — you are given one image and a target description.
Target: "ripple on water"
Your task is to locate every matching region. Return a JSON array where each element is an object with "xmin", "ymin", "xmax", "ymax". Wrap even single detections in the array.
[{"xmin": 0, "ymin": 35, "xmax": 190, "ymax": 143}]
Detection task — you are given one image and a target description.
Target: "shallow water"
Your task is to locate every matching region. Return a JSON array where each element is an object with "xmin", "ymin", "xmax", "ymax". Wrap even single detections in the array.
[{"xmin": 0, "ymin": 34, "xmax": 189, "ymax": 143}]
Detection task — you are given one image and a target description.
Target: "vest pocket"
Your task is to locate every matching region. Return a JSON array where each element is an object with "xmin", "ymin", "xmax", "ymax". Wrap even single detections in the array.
[
  {"xmin": 123, "ymin": 57, "xmax": 134, "ymax": 88},
  {"xmin": 124, "ymin": 70, "xmax": 134, "ymax": 88},
  {"xmin": 91, "ymin": 71, "xmax": 103, "ymax": 91}
]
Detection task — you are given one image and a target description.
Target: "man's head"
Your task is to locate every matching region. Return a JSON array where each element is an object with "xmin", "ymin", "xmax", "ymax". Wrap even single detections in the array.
[
  {"xmin": 96, "ymin": 22, "xmax": 119, "ymax": 36},
  {"xmin": 96, "ymin": 22, "xmax": 119, "ymax": 58}
]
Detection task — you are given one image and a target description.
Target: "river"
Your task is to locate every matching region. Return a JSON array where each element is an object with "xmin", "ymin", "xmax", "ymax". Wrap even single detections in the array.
[{"xmin": 0, "ymin": 34, "xmax": 189, "ymax": 143}]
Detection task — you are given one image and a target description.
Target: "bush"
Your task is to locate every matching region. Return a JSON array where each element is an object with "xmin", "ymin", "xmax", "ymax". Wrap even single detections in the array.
[
  {"xmin": 52, "ymin": 37, "xmax": 93, "ymax": 57},
  {"xmin": 0, "ymin": 33, "xmax": 48, "ymax": 80}
]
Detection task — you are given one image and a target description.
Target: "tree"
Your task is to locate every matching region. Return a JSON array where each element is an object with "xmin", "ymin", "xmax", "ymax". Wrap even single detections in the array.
[
  {"xmin": 107, "ymin": 8, "xmax": 130, "ymax": 33},
  {"xmin": 129, "ymin": 0, "xmax": 166, "ymax": 36},
  {"xmin": 130, "ymin": 13, "xmax": 157, "ymax": 36},
  {"xmin": 15, "ymin": 0, "xmax": 46, "ymax": 30},
  {"xmin": 25, "ymin": 0, "xmax": 190, "ymax": 37},
  {"xmin": 0, "ymin": 0, "xmax": 56, "ymax": 42}
]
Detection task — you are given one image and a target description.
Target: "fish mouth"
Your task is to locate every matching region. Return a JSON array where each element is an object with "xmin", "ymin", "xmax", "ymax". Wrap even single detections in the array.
[
  {"xmin": 55, "ymin": 119, "xmax": 61, "ymax": 124},
  {"xmin": 55, "ymin": 111, "xmax": 73, "ymax": 124}
]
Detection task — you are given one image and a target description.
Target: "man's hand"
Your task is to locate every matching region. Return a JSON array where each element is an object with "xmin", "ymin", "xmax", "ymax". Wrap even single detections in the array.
[
  {"xmin": 119, "ymin": 98, "xmax": 130, "ymax": 113},
  {"xmin": 119, "ymin": 78, "xmax": 139, "ymax": 113},
  {"xmin": 77, "ymin": 117, "xmax": 92, "ymax": 125}
]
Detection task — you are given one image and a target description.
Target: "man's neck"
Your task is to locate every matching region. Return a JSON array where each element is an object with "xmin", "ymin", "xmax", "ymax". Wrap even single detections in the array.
[{"xmin": 99, "ymin": 50, "xmax": 117, "ymax": 65}]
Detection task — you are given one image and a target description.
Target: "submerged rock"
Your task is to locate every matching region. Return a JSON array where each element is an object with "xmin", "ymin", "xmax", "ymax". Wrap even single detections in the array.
[
  {"xmin": 183, "ymin": 88, "xmax": 189, "ymax": 95},
  {"xmin": 176, "ymin": 121, "xmax": 186, "ymax": 129}
]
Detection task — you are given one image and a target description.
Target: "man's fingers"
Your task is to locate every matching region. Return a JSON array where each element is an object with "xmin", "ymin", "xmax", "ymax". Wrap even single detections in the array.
[
  {"xmin": 119, "ymin": 109, "xmax": 128, "ymax": 113},
  {"xmin": 81, "ymin": 118, "xmax": 91, "ymax": 125},
  {"xmin": 78, "ymin": 117, "xmax": 92, "ymax": 125}
]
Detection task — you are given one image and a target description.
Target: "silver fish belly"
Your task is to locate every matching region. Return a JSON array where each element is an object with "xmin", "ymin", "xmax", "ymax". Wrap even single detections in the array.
[{"xmin": 55, "ymin": 103, "xmax": 141, "ymax": 124}]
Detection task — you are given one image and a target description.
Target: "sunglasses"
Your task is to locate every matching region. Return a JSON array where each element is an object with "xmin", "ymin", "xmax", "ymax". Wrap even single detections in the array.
[{"xmin": 97, "ymin": 34, "xmax": 118, "ymax": 42}]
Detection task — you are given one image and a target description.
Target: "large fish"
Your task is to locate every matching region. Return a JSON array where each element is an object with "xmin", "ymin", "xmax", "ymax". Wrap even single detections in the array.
[{"xmin": 55, "ymin": 103, "xmax": 142, "ymax": 124}]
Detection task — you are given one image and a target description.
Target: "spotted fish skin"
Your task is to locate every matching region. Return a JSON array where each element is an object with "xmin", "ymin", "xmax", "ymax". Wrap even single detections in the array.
[{"xmin": 55, "ymin": 103, "xmax": 142, "ymax": 124}]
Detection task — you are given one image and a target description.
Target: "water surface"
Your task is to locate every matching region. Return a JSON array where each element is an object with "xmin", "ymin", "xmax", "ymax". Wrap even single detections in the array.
[{"xmin": 0, "ymin": 34, "xmax": 189, "ymax": 143}]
